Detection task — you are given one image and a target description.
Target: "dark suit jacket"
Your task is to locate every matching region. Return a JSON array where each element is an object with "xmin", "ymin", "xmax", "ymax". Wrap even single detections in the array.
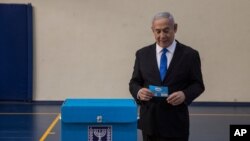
[{"xmin": 129, "ymin": 40, "xmax": 205, "ymax": 138}]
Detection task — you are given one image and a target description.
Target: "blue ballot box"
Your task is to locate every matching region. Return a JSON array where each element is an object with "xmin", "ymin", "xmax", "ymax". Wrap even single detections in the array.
[{"xmin": 61, "ymin": 99, "xmax": 137, "ymax": 141}]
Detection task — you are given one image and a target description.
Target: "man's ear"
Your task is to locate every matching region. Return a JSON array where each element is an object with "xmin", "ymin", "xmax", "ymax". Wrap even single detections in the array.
[{"xmin": 174, "ymin": 24, "xmax": 178, "ymax": 33}]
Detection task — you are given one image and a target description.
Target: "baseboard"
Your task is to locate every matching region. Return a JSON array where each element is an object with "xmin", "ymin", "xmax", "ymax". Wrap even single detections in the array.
[
  {"xmin": 191, "ymin": 101, "xmax": 250, "ymax": 107},
  {"xmin": 0, "ymin": 100, "xmax": 64, "ymax": 105},
  {"xmin": 31, "ymin": 100, "xmax": 64, "ymax": 105}
]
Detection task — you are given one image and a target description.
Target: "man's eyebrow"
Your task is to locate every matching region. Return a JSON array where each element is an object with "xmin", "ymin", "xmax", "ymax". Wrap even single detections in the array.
[{"xmin": 154, "ymin": 27, "xmax": 170, "ymax": 30}]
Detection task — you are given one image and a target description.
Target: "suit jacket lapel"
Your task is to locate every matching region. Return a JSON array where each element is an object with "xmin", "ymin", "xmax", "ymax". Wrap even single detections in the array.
[
  {"xmin": 149, "ymin": 44, "xmax": 162, "ymax": 83},
  {"xmin": 165, "ymin": 41, "xmax": 183, "ymax": 81}
]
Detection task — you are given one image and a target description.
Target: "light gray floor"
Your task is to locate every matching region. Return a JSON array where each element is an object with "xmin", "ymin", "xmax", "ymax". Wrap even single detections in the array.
[
  {"xmin": 189, "ymin": 106, "xmax": 250, "ymax": 141},
  {"xmin": 137, "ymin": 106, "xmax": 250, "ymax": 141}
]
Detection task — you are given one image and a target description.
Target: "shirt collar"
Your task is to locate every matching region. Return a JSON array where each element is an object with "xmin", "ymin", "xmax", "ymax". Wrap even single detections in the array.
[{"xmin": 156, "ymin": 40, "xmax": 176, "ymax": 54}]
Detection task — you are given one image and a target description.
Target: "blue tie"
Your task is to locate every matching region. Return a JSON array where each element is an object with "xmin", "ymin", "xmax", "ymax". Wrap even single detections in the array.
[{"xmin": 160, "ymin": 48, "xmax": 168, "ymax": 81}]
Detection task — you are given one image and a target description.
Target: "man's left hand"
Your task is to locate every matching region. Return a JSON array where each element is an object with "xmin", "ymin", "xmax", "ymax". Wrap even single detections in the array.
[{"xmin": 166, "ymin": 91, "xmax": 185, "ymax": 106}]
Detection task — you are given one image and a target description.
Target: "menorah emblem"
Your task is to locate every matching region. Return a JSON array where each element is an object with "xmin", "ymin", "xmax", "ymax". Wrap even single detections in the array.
[
  {"xmin": 88, "ymin": 125, "xmax": 112, "ymax": 141},
  {"xmin": 94, "ymin": 129, "xmax": 106, "ymax": 141}
]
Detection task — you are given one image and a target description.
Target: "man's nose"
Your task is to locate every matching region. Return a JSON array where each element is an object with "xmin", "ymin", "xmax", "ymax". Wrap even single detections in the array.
[{"xmin": 159, "ymin": 31, "xmax": 167, "ymax": 38}]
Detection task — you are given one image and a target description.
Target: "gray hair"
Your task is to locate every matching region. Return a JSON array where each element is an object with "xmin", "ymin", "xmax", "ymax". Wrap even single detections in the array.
[{"xmin": 152, "ymin": 12, "xmax": 175, "ymax": 25}]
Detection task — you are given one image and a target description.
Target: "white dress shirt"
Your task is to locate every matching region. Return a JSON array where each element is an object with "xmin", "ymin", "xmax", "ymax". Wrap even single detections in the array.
[{"xmin": 156, "ymin": 40, "xmax": 177, "ymax": 70}]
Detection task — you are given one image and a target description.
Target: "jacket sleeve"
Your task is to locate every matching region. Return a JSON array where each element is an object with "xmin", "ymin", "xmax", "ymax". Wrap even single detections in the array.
[
  {"xmin": 183, "ymin": 51, "xmax": 205, "ymax": 105},
  {"xmin": 129, "ymin": 51, "xmax": 143, "ymax": 104}
]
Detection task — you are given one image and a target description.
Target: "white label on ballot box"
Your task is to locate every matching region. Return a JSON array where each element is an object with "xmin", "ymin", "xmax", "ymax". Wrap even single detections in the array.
[{"xmin": 149, "ymin": 85, "xmax": 169, "ymax": 97}]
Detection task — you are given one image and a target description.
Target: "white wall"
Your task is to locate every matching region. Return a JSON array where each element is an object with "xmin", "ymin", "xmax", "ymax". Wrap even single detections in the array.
[{"xmin": 1, "ymin": 0, "xmax": 250, "ymax": 102}]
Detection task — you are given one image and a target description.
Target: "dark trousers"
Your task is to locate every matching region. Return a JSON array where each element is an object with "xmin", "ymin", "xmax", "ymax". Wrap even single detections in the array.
[{"xmin": 142, "ymin": 132, "xmax": 188, "ymax": 141}]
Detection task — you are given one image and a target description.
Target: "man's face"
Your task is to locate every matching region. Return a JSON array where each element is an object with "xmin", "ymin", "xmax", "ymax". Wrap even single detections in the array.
[{"xmin": 152, "ymin": 18, "xmax": 177, "ymax": 48}]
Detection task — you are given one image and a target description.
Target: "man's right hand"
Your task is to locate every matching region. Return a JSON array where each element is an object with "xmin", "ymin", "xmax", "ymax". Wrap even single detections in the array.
[{"xmin": 137, "ymin": 88, "xmax": 154, "ymax": 101}]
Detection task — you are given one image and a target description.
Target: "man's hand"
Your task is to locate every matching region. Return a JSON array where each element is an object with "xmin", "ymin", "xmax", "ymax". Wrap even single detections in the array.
[
  {"xmin": 137, "ymin": 88, "xmax": 154, "ymax": 101},
  {"xmin": 167, "ymin": 91, "xmax": 186, "ymax": 106}
]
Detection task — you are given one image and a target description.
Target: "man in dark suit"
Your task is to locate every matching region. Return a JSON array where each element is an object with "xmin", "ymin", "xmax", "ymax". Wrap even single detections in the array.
[{"xmin": 129, "ymin": 12, "xmax": 205, "ymax": 141}]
